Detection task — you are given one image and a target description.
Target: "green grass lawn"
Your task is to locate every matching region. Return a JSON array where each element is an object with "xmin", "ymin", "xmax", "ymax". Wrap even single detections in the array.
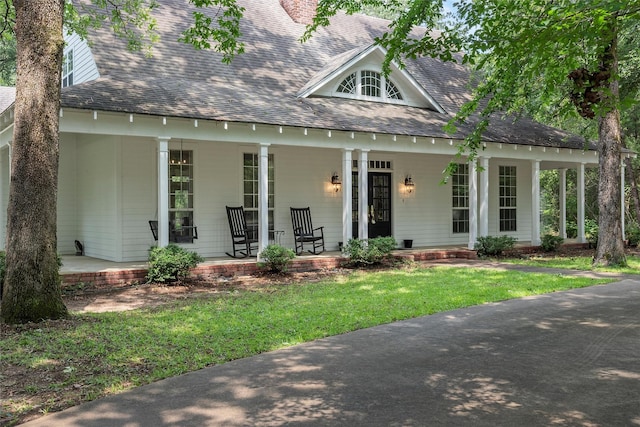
[
  {"xmin": 0, "ymin": 265, "xmax": 613, "ymax": 424},
  {"xmin": 501, "ymin": 254, "xmax": 640, "ymax": 274}
]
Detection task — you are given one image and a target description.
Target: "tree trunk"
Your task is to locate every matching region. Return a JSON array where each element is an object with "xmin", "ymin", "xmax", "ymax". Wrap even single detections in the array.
[
  {"xmin": 594, "ymin": 26, "xmax": 626, "ymax": 267},
  {"xmin": 0, "ymin": 0, "xmax": 67, "ymax": 323}
]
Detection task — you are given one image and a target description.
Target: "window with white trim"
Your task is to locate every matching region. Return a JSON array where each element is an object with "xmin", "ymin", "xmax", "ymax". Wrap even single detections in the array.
[
  {"xmin": 62, "ymin": 50, "xmax": 74, "ymax": 88},
  {"xmin": 499, "ymin": 165, "xmax": 517, "ymax": 232},
  {"xmin": 336, "ymin": 70, "xmax": 404, "ymax": 102},
  {"xmin": 243, "ymin": 153, "xmax": 274, "ymax": 238},
  {"xmin": 169, "ymin": 149, "xmax": 196, "ymax": 243},
  {"xmin": 452, "ymin": 164, "xmax": 469, "ymax": 233}
]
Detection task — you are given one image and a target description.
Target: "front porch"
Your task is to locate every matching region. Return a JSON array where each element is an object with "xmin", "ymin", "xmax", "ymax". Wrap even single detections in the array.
[{"xmin": 60, "ymin": 245, "xmax": 479, "ymax": 287}]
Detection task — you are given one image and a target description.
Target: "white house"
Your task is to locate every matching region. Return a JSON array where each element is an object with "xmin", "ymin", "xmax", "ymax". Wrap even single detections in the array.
[{"xmin": 0, "ymin": 0, "xmax": 607, "ymax": 262}]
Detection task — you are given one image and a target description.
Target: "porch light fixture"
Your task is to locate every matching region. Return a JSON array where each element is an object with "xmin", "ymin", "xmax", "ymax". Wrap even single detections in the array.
[
  {"xmin": 331, "ymin": 173, "xmax": 342, "ymax": 192},
  {"xmin": 404, "ymin": 175, "xmax": 415, "ymax": 193}
]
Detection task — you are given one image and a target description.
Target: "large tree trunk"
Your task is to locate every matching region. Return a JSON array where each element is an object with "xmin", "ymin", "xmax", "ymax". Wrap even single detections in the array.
[
  {"xmin": 594, "ymin": 26, "xmax": 626, "ymax": 267},
  {"xmin": 0, "ymin": 0, "xmax": 67, "ymax": 323}
]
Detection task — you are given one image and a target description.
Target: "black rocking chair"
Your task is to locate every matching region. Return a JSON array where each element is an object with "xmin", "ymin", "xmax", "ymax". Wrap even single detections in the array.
[
  {"xmin": 149, "ymin": 220, "xmax": 198, "ymax": 243},
  {"xmin": 225, "ymin": 206, "xmax": 258, "ymax": 258},
  {"xmin": 290, "ymin": 207, "xmax": 325, "ymax": 255}
]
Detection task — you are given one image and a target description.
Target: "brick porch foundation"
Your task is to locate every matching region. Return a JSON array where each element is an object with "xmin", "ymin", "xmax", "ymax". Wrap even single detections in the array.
[{"xmin": 61, "ymin": 248, "xmax": 478, "ymax": 288}]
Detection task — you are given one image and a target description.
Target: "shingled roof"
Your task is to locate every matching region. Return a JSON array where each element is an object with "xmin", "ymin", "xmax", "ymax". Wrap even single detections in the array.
[{"xmin": 59, "ymin": 0, "xmax": 591, "ymax": 150}]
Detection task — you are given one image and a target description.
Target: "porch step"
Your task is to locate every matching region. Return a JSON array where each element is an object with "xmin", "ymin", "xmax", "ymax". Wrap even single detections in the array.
[{"xmin": 61, "ymin": 248, "xmax": 477, "ymax": 288}]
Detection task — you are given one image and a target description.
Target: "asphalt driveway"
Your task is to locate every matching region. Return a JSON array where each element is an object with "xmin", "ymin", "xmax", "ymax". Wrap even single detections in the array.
[{"xmin": 20, "ymin": 278, "xmax": 640, "ymax": 426}]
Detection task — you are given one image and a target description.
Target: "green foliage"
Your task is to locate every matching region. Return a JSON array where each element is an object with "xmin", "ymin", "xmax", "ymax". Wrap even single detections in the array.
[
  {"xmin": 585, "ymin": 218, "xmax": 599, "ymax": 246},
  {"xmin": 540, "ymin": 234, "xmax": 564, "ymax": 252},
  {"xmin": 474, "ymin": 235, "xmax": 517, "ymax": 257},
  {"xmin": 258, "ymin": 244, "xmax": 296, "ymax": 273},
  {"xmin": 146, "ymin": 244, "xmax": 204, "ymax": 283},
  {"xmin": 343, "ymin": 236, "xmax": 397, "ymax": 266},
  {"xmin": 626, "ymin": 222, "xmax": 640, "ymax": 247}
]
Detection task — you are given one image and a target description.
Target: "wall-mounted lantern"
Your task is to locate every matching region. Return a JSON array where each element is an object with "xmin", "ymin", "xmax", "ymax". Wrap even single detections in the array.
[
  {"xmin": 404, "ymin": 175, "xmax": 415, "ymax": 193},
  {"xmin": 331, "ymin": 172, "xmax": 342, "ymax": 192}
]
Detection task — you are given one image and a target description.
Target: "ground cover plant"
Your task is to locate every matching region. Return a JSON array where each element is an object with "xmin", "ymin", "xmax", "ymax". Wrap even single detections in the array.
[{"xmin": 1, "ymin": 266, "xmax": 612, "ymax": 425}]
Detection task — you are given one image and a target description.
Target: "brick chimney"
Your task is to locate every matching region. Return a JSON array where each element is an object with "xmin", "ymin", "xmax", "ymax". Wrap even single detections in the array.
[{"xmin": 280, "ymin": 0, "xmax": 318, "ymax": 25}]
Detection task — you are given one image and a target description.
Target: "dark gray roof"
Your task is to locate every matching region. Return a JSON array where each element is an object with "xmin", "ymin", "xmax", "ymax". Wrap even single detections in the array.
[{"xmin": 61, "ymin": 0, "xmax": 591, "ymax": 150}]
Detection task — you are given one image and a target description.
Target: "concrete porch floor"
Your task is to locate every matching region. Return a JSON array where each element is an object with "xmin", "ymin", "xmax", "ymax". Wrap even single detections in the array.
[{"xmin": 59, "ymin": 246, "xmax": 478, "ymax": 287}]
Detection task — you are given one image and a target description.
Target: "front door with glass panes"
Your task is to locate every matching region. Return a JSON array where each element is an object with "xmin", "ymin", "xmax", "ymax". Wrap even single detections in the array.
[
  {"xmin": 169, "ymin": 149, "xmax": 195, "ymax": 243},
  {"xmin": 352, "ymin": 172, "xmax": 392, "ymax": 238}
]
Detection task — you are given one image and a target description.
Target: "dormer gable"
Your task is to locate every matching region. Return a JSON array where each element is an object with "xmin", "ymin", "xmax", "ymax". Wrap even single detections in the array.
[{"xmin": 297, "ymin": 44, "xmax": 446, "ymax": 113}]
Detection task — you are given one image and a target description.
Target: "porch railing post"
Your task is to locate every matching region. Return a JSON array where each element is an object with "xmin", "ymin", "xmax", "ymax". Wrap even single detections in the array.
[
  {"xmin": 258, "ymin": 143, "xmax": 270, "ymax": 257},
  {"xmin": 468, "ymin": 159, "xmax": 478, "ymax": 250},
  {"xmin": 157, "ymin": 137, "xmax": 171, "ymax": 247},
  {"xmin": 342, "ymin": 149, "xmax": 353, "ymax": 248},
  {"xmin": 358, "ymin": 149, "xmax": 369, "ymax": 240}
]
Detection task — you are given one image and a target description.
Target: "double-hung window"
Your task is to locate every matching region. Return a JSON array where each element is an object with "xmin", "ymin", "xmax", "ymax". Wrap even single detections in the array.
[
  {"xmin": 452, "ymin": 164, "xmax": 469, "ymax": 233},
  {"xmin": 499, "ymin": 166, "xmax": 517, "ymax": 232},
  {"xmin": 243, "ymin": 153, "xmax": 274, "ymax": 238}
]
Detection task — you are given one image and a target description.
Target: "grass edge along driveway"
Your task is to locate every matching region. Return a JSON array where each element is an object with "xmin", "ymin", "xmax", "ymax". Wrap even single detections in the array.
[{"xmin": 1, "ymin": 265, "xmax": 615, "ymax": 425}]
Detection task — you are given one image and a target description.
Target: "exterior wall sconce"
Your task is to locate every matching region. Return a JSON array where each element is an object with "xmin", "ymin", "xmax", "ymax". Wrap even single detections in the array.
[
  {"xmin": 331, "ymin": 173, "xmax": 342, "ymax": 192},
  {"xmin": 404, "ymin": 175, "xmax": 415, "ymax": 193}
]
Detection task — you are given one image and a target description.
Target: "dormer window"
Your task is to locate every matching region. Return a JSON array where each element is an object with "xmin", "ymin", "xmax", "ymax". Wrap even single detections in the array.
[{"xmin": 336, "ymin": 70, "xmax": 404, "ymax": 103}]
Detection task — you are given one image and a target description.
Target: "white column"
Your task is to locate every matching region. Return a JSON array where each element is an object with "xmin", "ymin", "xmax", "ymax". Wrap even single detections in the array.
[
  {"xmin": 342, "ymin": 149, "xmax": 353, "ymax": 247},
  {"xmin": 622, "ymin": 163, "xmax": 626, "ymax": 241},
  {"xmin": 531, "ymin": 160, "xmax": 541, "ymax": 246},
  {"xmin": 157, "ymin": 137, "xmax": 171, "ymax": 247},
  {"xmin": 577, "ymin": 163, "xmax": 586, "ymax": 243},
  {"xmin": 559, "ymin": 168, "xmax": 567, "ymax": 239},
  {"xmin": 358, "ymin": 149, "xmax": 369, "ymax": 240},
  {"xmin": 479, "ymin": 156, "xmax": 489, "ymax": 237},
  {"xmin": 258, "ymin": 143, "xmax": 270, "ymax": 255},
  {"xmin": 468, "ymin": 160, "xmax": 478, "ymax": 249}
]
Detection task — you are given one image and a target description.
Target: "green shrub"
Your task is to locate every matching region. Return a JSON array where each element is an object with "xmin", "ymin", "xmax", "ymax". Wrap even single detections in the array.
[
  {"xmin": 540, "ymin": 233, "xmax": 564, "ymax": 252},
  {"xmin": 566, "ymin": 221, "xmax": 578, "ymax": 239},
  {"xmin": 474, "ymin": 235, "xmax": 517, "ymax": 257},
  {"xmin": 626, "ymin": 223, "xmax": 640, "ymax": 247},
  {"xmin": 147, "ymin": 244, "xmax": 204, "ymax": 283},
  {"xmin": 585, "ymin": 219, "xmax": 599, "ymax": 247},
  {"xmin": 258, "ymin": 244, "xmax": 296, "ymax": 273},
  {"xmin": 343, "ymin": 236, "xmax": 397, "ymax": 266}
]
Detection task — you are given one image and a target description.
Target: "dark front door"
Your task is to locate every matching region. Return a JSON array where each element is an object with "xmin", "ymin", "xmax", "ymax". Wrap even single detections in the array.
[{"xmin": 352, "ymin": 172, "xmax": 392, "ymax": 238}]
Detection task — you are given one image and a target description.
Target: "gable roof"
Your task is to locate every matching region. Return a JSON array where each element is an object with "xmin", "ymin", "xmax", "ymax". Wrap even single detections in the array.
[
  {"xmin": 59, "ymin": 0, "xmax": 590, "ymax": 150},
  {"xmin": 0, "ymin": 86, "xmax": 15, "ymax": 112}
]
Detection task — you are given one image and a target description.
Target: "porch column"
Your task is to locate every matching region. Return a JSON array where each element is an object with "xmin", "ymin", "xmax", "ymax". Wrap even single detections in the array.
[
  {"xmin": 258, "ymin": 143, "xmax": 270, "ymax": 256},
  {"xmin": 621, "ymin": 163, "xmax": 626, "ymax": 241},
  {"xmin": 468, "ymin": 159, "xmax": 478, "ymax": 249},
  {"xmin": 577, "ymin": 163, "xmax": 586, "ymax": 243},
  {"xmin": 157, "ymin": 137, "xmax": 171, "ymax": 247},
  {"xmin": 479, "ymin": 156, "xmax": 489, "ymax": 237},
  {"xmin": 531, "ymin": 160, "xmax": 541, "ymax": 246},
  {"xmin": 342, "ymin": 149, "xmax": 353, "ymax": 247},
  {"xmin": 358, "ymin": 149, "xmax": 369, "ymax": 240},
  {"xmin": 559, "ymin": 168, "xmax": 567, "ymax": 239}
]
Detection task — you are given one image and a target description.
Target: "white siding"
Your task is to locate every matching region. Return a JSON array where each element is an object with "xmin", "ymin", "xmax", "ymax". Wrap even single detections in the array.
[
  {"xmin": 57, "ymin": 136, "xmax": 78, "ymax": 254},
  {"xmin": 64, "ymin": 33, "xmax": 100, "ymax": 85},
  {"xmin": 76, "ymin": 135, "xmax": 118, "ymax": 260}
]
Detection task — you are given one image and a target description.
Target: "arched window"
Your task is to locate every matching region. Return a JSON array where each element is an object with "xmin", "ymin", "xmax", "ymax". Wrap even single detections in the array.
[{"xmin": 335, "ymin": 69, "xmax": 404, "ymax": 103}]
